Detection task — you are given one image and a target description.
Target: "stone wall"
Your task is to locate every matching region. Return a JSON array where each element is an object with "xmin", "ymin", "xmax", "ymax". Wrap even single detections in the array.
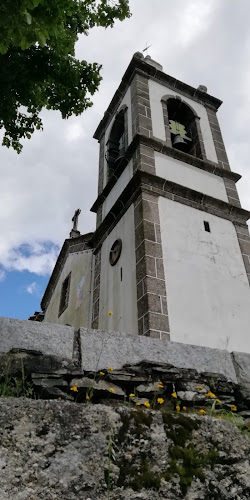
[
  {"xmin": 0, "ymin": 399, "xmax": 250, "ymax": 499},
  {"xmin": 1, "ymin": 317, "xmax": 250, "ymax": 410},
  {"xmin": 1, "ymin": 317, "xmax": 250, "ymax": 498}
]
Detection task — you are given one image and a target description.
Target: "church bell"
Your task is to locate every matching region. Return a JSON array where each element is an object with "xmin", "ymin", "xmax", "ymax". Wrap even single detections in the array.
[{"xmin": 172, "ymin": 134, "xmax": 190, "ymax": 152}]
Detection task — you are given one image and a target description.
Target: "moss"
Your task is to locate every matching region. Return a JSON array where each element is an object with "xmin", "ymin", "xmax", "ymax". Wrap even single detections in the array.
[
  {"xmin": 116, "ymin": 412, "xmax": 131, "ymax": 445},
  {"xmin": 116, "ymin": 409, "xmax": 155, "ymax": 490},
  {"xmin": 132, "ymin": 408, "xmax": 153, "ymax": 436},
  {"xmin": 162, "ymin": 412, "xmax": 200, "ymax": 447},
  {"xmin": 162, "ymin": 412, "xmax": 218, "ymax": 496},
  {"xmin": 117, "ymin": 408, "xmax": 153, "ymax": 445},
  {"xmin": 164, "ymin": 445, "xmax": 218, "ymax": 495},
  {"xmin": 130, "ymin": 459, "xmax": 161, "ymax": 491}
]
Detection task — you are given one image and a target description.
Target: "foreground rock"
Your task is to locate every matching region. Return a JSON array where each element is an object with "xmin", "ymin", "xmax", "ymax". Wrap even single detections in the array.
[{"xmin": 0, "ymin": 399, "xmax": 250, "ymax": 499}]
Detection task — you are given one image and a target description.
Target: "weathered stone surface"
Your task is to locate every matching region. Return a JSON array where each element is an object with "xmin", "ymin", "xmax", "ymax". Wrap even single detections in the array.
[
  {"xmin": 70, "ymin": 378, "xmax": 125, "ymax": 396},
  {"xmin": 79, "ymin": 329, "xmax": 237, "ymax": 382},
  {"xmin": 177, "ymin": 390, "xmax": 206, "ymax": 403},
  {"xmin": 136, "ymin": 381, "xmax": 164, "ymax": 395},
  {"xmin": 232, "ymin": 351, "xmax": 250, "ymax": 387},
  {"xmin": 0, "ymin": 399, "xmax": 250, "ymax": 499},
  {"xmin": 0, "ymin": 318, "xmax": 74, "ymax": 359}
]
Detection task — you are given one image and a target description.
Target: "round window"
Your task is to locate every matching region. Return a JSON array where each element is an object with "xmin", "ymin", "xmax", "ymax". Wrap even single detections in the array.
[{"xmin": 109, "ymin": 239, "xmax": 122, "ymax": 266}]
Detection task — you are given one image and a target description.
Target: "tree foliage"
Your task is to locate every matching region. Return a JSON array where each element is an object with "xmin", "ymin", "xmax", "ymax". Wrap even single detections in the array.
[{"xmin": 0, "ymin": 0, "xmax": 130, "ymax": 152}]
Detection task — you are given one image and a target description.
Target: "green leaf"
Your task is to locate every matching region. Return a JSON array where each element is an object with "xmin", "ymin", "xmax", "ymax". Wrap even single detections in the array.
[
  {"xmin": 25, "ymin": 12, "xmax": 32, "ymax": 25},
  {"xmin": 20, "ymin": 37, "xmax": 29, "ymax": 50},
  {"xmin": 37, "ymin": 32, "xmax": 47, "ymax": 46},
  {"xmin": 0, "ymin": 0, "xmax": 131, "ymax": 153},
  {"xmin": 0, "ymin": 43, "xmax": 8, "ymax": 54}
]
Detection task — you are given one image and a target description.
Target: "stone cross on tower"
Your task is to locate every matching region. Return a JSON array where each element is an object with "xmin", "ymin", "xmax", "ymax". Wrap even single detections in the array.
[{"xmin": 70, "ymin": 208, "xmax": 81, "ymax": 238}]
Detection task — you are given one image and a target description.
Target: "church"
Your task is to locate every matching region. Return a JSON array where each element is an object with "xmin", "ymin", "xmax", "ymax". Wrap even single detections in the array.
[{"xmin": 33, "ymin": 52, "xmax": 250, "ymax": 353}]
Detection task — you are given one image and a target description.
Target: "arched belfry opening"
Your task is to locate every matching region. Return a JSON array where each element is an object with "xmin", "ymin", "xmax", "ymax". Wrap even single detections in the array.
[
  {"xmin": 163, "ymin": 97, "xmax": 206, "ymax": 160},
  {"xmin": 106, "ymin": 106, "xmax": 127, "ymax": 179}
]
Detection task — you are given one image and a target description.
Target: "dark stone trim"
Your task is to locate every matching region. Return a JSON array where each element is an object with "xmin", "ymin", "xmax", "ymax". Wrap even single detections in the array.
[
  {"xmin": 234, "ymin": 225, "xmax": 250, "ymax": 286},
  {"xmin": 206, "ymin": 107, "xmax": 242, "ymax": 208},
  {"xmin": 41, "ymin": 233, "xmax": 94, "ymax": 312},
  {"xmin": 91, "ymin": 250, "xmax": 101, "ymax": 329},
  {"xmin": 97, "ymin": 136, "xmax": 105, "ymax": 195},
  {"xmin": 90, "ymin": 170, "xmax": 250, "ymax": 251},
  {"xmin": 134, "ymin": 190, "xmax": 170, "ymax": 340},
  {"xmin": 131, "ymin": 73, "xmax": 153, "ymax": 139},
  {"xmin": 91, "ymin": 133, "xmax": 241, "ymax": 213},
  {"xmin": 94, "ymin": 54, "xmax": 222, "ymax": 141}
]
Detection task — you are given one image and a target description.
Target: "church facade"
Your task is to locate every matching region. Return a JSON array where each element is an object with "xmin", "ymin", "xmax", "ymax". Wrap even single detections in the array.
[{"xmin": 39, "ymin": 53, "xmax": 250, "ymax": 353}]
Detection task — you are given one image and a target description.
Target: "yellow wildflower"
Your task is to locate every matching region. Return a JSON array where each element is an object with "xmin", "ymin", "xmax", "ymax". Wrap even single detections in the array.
[
  {"xmin": 58, "ymin": 397, "xmax": 61, "ymax": 400},
  {"xmin": 216, "ymin": 399, "xmax": 221, "ymax": 404},
  {"xmin": 171, "ymin": 392, "xmax": 177, "ymax": 399},
  {"xmin": 144, "ymin": 401, "xmax": 150, "ymax": 408},
  {"xmin": 100, "ymin": 372, "xmax": 105, "ymax": 376},
  {"xmin": 230, "ymin": 405, "xmax": 237, "ymax": 412},
  {"xmin": 109, "ymin": 388, "xmax": 115, "ymax": 393},
  {"xmin": 205, "ymin": 391, "xmax": 216, "ymax": 398},
  {"xmin": 86, "ymin": 395, "xmax": 90, "ymax": 400},
  {"xmin": 197, "ymin": 386, "xmax": 203, "ymax": 390},
  {"xmin": 158, "ymin": 381, "xmax": 164, "ymax": 388},
  {"xmin": 176, "ymin": 405, "xmax": 180, "ymax": 412},
  {"xmin": 183, "ymin": 406, "xmax": 187, "ymax": 411},
  {"xmin": 70, "ymin": 385, "xmax": 78, "ymax": 392},
  {"xmin": 157, "ymin": 398, "xmax": 164, "ymax": 405},
  {"xmin": 136, "ymin": 402, "xmax": 141, "ymax": 406},
  {"xmin": 108, "ymin": 367, "xmax": 113, "ymax": 372},
  {"xmin": 218, "ymin": 416, "xmax": 222, "ymax": 419},
  {"xmin": 107, "ymin": 311, "xmax": 113, "ymax": 316},
  {"xmin": 129, "ymin": 393, "xmax": 135, "ymax": 398},
  {"xmin": 199, "ymin": 409, "xmax": 206, "ymax": 415}
]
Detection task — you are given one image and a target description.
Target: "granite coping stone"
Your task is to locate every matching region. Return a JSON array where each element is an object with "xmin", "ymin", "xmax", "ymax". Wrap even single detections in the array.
[
  {"xmin": 79, "ymin": 328, "xmax": 237, "ymax": 383},
  {"xmin": 0, "ymin": 317, "xmax": 74, "ymax": 360},
  {"xmin": 231, "ymin": 351, "xmax": 250, "ymax": 387}
]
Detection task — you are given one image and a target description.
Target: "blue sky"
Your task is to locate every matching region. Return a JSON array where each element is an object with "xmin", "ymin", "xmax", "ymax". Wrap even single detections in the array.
[
  {"xmin": 0, "ymin": 0, "xmax": 250, "ymax": 321},
  {"xmin": 0, "ymin": 268, "xmax": 49, "ymax": 320}
]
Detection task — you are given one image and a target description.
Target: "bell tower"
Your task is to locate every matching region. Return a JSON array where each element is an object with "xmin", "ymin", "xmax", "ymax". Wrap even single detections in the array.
[{"xmin": 90, "ymin": 52, "xmax": 250, "ymax": 352}]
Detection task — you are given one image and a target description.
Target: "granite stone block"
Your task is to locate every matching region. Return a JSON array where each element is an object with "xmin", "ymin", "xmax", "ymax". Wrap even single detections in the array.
[
  {"xmin": 0, "ymin": 317, "xmax": 74, "ymax": 359},
  {"xmin": 79, "ymin": 329, "xmax": 238, "ymax": 382}
]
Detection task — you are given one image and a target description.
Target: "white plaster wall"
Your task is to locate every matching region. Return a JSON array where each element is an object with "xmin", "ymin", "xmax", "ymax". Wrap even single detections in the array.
[
  {"xmin": 148, "ymin": 80, "xmax": 217, "ymax": 163},
  {"xmin": 103, "ymin": 87, "xmax": 132, "ymax": 187},
  {"xmin": 44, "ymin": 250, "xmax": 93, "ymax": 330},
  {"xmin": 102, "ymin": 160, "xmax": 133, "ymax": 218},
  {"xmin": 159, "ymin": 197, "xmax": 250, "ymax": 353},
  {"xmin": 155, "ymin": 152, "xmax": 228, "ymax": 202},
  {"xmin": 98, "ymin": 204, "xmax": 138, "ymax": 335}
]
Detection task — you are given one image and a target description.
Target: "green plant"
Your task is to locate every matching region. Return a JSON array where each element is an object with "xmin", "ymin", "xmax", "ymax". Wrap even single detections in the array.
[
  {"xmin": 106, "ymin": 432, "xmax": 116, "ymax": 499},
  {"xmin": 0, "ymin": 357, "xmax": 34, "ymax": 398}
]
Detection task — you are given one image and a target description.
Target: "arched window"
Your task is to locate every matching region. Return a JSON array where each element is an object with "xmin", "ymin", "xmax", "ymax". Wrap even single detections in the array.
[
  {"xmin": 106, "ymin": 107, "xmax": 127, "ymax": 179},
  {"xmin": 162, "ymin": 97, "xmax": 206, "ymax": 160}
]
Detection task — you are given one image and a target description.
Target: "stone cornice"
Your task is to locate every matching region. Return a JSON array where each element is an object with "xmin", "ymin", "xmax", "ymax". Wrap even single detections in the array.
[
  {"xmin": 90, "ymin": 170, "xmax": 250, "ymax": 250},
  {"xmin": 91, "ymin": 133, "xmax": 241, "ymax": 214},
  {"xmin": 94, "ymin": 54, "xmax": 222, "ymax": 141},
  {"xmin": 41, "ymin": 233, "xmax": 93, "ymax": 312}
]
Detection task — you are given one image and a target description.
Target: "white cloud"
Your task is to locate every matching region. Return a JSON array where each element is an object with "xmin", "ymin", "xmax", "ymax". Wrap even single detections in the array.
[
  {"xmin": 26, "ymin": 282, "xmax": 38, "ymax": 295},
  {"xmin": 0, "ymin": 243, "xmax": 59, "ymax": 276},
  {"xmin": 178, "ymin": 0, "xmax": 217, "ymax": 47}
]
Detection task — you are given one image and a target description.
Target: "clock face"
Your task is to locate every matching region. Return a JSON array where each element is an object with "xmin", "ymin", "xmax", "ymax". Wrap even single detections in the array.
[{"xmin": 109, "ymin": 239, "xmax": 122, "ymax": 266}]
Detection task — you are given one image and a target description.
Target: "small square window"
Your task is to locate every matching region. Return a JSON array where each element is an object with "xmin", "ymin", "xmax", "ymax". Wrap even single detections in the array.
[
  {"xmin": 204, "ymin": 221, "xmax": 211, "ymax": 233},
  {"xmin": 58, "ymin": 273, "xmax": 71, "ymax": 317}
]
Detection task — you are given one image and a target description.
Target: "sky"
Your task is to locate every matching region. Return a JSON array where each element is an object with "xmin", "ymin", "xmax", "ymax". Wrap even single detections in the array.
[{"xmin": 0, "ymin": 0, "xmax": 250, "ymax": 320}]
